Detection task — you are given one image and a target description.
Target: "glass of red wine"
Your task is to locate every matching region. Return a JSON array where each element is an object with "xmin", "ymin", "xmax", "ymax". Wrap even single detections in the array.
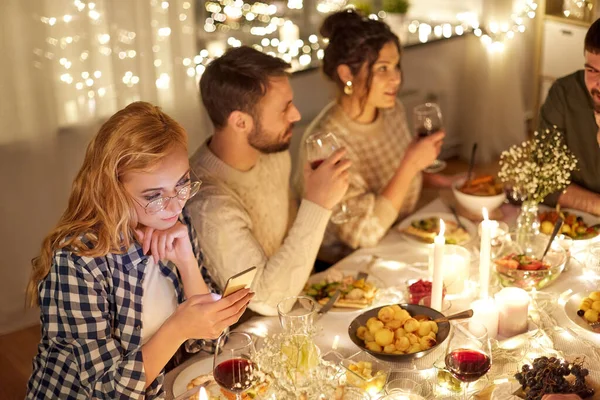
[
  {"xmin": 213, "ymin": 332, "xmax": 257, "ymax": 400},
  {"xmin": 305, "ymin": 131, "xmax": 353, "ymax": 224},
  {"xmin": 413, "ymin": 103, "xmax": 446, "ymax": 173},
  {"xmin": 445, "ymin": 321, "xmax": 492, "ymax": 399}
]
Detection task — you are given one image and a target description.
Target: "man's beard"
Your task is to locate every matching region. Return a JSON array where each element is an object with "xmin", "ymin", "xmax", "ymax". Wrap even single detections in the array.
[
  {"xmin": 591, "ymin": 88, "xmax": 600, "ymax": 113},
  {"xmin": 248, "ymin": 118, "xmax": 294, "ymax": 154}
]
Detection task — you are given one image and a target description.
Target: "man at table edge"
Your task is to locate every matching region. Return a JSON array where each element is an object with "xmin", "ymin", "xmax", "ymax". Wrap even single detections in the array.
[{"xmin": 541, "ymin": 18, "xmax": 600, "ymax": 215}]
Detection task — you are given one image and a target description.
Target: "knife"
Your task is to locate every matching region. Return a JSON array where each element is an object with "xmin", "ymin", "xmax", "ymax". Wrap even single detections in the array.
[
  {"xmin": 173, "ymin": 381, "xmax": 211, "ymax": 400},
  {"xmin": 449, "ymin": 205, "xmax": 467, "ymax": 231},
  {"xmin": 317, "ymin": 289, "xmax": 341, "ymax": 317}
]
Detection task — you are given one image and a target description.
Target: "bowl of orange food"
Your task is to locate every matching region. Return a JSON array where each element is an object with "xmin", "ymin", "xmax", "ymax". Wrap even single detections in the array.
[
  {"xmin": 493, "ymin": 233, "xmax": 567, "ymax": 290},
  {"xmin": 452, "ymin": 176, "xmax": 506, "ymax": 215}
]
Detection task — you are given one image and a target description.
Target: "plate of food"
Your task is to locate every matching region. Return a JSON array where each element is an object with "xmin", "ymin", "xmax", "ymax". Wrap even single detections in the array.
[
  {"xmin": 396, "ymin": 212, "xmax": 476, "ymax": 245},
  {"xmin": 538, "ymin": 207, "xmax": 600, "ymax": 241},
  {"xmin": 172, "ymin": 358, "xmax": 271, "ymax": 400},
  {"xmin": 564, "ymin": 291, "xmax": 600, "ymax": 337},
  {"xmin": 303, "ymin": 269, "xmax": 383, "ymax": 312}
]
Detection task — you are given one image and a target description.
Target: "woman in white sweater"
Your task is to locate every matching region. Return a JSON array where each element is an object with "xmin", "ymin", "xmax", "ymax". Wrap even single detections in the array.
[{"xmin": 295, "ymin": 10, "xmax": 454, "ymax": 261}]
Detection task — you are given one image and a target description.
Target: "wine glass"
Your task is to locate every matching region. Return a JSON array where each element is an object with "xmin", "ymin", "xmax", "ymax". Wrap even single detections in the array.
[
  {"xmin": 305, "ymin": 131, "xmax": 353, "ymax": 224},
  {"xmin": 413, "ymin": 103, "xmax": 446, "ymax": 173},
  {"xmin": 213, "ymin": 332, "xmax": 257, "ymax": 400},
  {"xmin": 444, "ymin": 321, "xmax": 492, "ymax": 399}
]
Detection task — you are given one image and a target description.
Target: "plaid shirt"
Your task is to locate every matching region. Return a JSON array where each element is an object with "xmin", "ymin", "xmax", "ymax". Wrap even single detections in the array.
[{"xmin": 27, "ymin": 213, "xmax": 218, "ymax": 400}]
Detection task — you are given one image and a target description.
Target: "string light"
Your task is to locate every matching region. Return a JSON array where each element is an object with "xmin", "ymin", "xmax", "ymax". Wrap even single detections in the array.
[{"xmin": 475, "ymin": 0, "xmax": 539, "ymax": 51}]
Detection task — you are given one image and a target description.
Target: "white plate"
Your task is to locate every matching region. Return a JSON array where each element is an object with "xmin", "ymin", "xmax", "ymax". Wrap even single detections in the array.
[
  {"xmin": 563, "ymin": 291, "xmax": 600, "ymax": 340},
  {"xmin": 395, "ymin": 212, "xmax": 477, "ymax": 246},
  {"xmin": 304, "ymin": 269, "xmax": 386, "ymax": 313},
  {"xmin": 172, "ymin": 357, "xmax": 214, "ymax": 398},
  {"xmin": 538, "ymin": 205, "xmax": 600, "ymax": 247}
]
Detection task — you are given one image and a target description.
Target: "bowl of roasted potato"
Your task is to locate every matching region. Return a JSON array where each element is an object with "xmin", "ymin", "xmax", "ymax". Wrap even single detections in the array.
[{"xmin": 348, "ymin": 304, "xmax": 451, "ymax": 362}]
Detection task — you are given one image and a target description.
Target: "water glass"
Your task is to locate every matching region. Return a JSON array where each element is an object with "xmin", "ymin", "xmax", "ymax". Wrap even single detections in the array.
[{"xmin": 277, "ymin": 295, "xmax": 317, "ymax": 335}]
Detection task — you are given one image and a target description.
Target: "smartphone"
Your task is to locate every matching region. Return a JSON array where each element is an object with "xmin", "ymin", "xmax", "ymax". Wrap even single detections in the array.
[{"xmin": 222, "ymin": 266, "xmax": 257, "ymax": 298}]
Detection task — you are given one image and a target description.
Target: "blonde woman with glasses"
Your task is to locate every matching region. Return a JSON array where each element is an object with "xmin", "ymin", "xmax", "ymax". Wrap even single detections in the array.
[{"xmin": 26, "ymin": 102, "xmax": 253, "ymax": 399}]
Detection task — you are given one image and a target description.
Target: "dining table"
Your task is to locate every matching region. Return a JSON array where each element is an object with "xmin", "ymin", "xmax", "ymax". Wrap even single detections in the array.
[{"xmin": 164, "ymin": 198, "xmax": 600, "ymax": 399}]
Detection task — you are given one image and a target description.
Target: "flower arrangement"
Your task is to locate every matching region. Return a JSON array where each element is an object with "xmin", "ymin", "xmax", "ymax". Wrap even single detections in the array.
[{"xmin": 498, "ymin": 127, "xmax": 578, "ymax": 204}]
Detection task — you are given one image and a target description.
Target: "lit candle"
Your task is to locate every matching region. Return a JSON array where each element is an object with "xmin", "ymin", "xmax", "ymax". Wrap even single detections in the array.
[
  {"xmin": 430, "ymin": 219, "xmax": 445, "ymax": 311},
  {"xmin": 199, "ymin": 386, "xmax": 208, "ymax": 400},
  {"xmin": 442, "ymin": 246, "xmax": 470, "ymax": 294},
  {"xmin": 495, "ymin": 287, "xmax": 530, "ymax": 337},
  {"xmin": 479, "ymin": 208, "xmax": 491, "ymax": 299},
  {"xmin": 470, "ymin": 298, "xmax": 499, "ymax": 339},
  {"xmin": 332, "ymin": 335, "xmax": 339, "ymax": 350}
]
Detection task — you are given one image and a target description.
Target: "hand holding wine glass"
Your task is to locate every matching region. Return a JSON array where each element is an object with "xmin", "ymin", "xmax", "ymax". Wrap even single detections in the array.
[
  {"xmin": 403, "ymin": 130, "xmax": 445, "ymax": 173},
  {"xmin": 304, "ymin": 131, "xmax": 353, "ymax": 223},
  {"xmin": 445, "ymin": 321, "xmax": 492, "ymax": 399},
  {"xmin": 213, "ymin": 332, "xmax": 257, "ymax": 400},
  {"xmin": 413, "ymin": 103, "xmax": 446, "ymax": 173}
]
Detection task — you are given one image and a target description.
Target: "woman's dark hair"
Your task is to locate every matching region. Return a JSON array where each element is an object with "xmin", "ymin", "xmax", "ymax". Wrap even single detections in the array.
[{"xmin": 320, "ymin": 9, "xmax": 401, "ymax": 96}]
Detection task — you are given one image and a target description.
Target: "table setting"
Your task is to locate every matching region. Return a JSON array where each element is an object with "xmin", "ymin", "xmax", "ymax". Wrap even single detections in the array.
[{"xmin": 165, "ymin": 131, "xmax": 600, "ymax": 400}]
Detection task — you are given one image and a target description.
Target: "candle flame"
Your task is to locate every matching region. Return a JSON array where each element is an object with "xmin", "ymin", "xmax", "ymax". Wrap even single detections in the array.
[
  {"xmin": 199, "ymin": 386, "xmax": 208, "ymax": 400},
  {"xmin": 482, "ymin": 207, "xmax": 489, "ymax": 221},
  {"xmin": 438, "ymin": 219, "xmax": 445, "ymax": 237},
  {"xmin": 332, "ymin": 335, "xmax": 340, "ymax": 350}
]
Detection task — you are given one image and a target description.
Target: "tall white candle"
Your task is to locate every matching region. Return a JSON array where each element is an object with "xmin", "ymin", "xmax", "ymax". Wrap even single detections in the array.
[
  {"xmin": 495, "ymin": 287, "xmax": 530, "ymax": 337},
  {"xmin": 470, "ymin": 298, "xmax": 499, "ymax": 339},
  {"xmin": 431, "ymin": 219, "xmax": 445, "ymax": 311},
  {"xmin": 479, "ymin": 208, "xmax": 491, "ymax": 299}
]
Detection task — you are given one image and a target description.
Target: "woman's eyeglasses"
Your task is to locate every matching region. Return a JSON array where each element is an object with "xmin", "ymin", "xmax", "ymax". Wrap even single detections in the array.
[{"xmin": 135, "ymin": 180, "xmax": 201, "ymax": 214}]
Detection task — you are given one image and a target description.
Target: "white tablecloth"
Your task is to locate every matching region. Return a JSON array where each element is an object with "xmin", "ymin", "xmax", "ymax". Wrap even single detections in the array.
[{"xmin": 164, "ymin": 198, "xmax": 600, "ymax": 399}]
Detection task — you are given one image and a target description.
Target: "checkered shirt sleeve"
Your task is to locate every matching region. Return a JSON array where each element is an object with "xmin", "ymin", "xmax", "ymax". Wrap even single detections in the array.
[{"xmin": 27, "ymin": 250, "xmax": 160, "ymax": 399}]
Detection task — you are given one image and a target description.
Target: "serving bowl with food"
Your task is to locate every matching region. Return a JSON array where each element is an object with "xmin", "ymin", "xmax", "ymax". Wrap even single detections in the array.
[
  {"xmin": 493, "ymin": 233, "xmax": 567, "ymax": 290},
  {"xmin": 348, "ymin": 304, "xmax": 451, "ymax": 362},
  {"xmin": 538, "ymin": 208, "xmax": 600, "ymax": 245},
  {"xmin": 452, "ymin": 175, "xmax": 506, "ymax": 215}
]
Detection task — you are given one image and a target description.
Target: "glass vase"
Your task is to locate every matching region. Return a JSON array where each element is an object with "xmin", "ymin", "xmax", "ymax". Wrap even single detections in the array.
[{"xmin": 516, "ymin": 200, "xmax": 540, "ymax": 239}]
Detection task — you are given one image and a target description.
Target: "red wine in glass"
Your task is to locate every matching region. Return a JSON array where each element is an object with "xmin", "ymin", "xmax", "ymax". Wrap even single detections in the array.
[
  {"xmin": 213, "ymin": 332, "xmax": 256, "ymax": 400},
  {"xmin": 417, "ymin": 126, "xmax": 441, "ymax": 138},
  {"xmin": 445, "ymin": 348, "xmax": 491, "ymax": 383},
  {"xmin": 310, "ymin": 159, "xmax": 325, "ymax": 170},
  {"xmin": 213, "ymin": 358, "xmax": 255, "ymax": 393}
]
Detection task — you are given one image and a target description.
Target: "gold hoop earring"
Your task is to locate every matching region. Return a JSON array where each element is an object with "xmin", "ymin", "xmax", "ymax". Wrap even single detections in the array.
[{"xmin": 344, "ymin": 81, "xmax": 353, "ymax": 95}]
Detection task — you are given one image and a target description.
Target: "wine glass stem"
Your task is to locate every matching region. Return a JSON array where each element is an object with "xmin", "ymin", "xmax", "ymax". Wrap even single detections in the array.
[{"xmin": 463, "ymin": 382, "xmax": 470, "ymax": 400}]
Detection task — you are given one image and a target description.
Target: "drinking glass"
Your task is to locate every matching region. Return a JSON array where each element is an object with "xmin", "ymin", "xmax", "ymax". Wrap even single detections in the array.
[
  {"xmin": 413, "ymin": 103, "xmax": 446, "ymax": 173},
  {"xmin": 277, "ymin": 295, "xmax": 317, "ymax": 335},
  {"xmin": 213, "ymin": 332, "xmax": 256, "ymax": 400},
  {"xmin": 305, "ymin": 131, "xmax": 353, "ymax": 224},
  {"xmin": 444, "ymin": 321, "xmax": 492, "ymax": 399}
]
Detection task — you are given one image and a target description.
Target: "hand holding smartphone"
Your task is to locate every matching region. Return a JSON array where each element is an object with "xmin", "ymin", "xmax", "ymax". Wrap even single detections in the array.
[{"xmin": 222, "ymin": 266, "xmax": 257, "ymax": 298}]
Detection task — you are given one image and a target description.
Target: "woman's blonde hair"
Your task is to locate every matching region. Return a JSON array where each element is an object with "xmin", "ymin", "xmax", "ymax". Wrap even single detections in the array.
[{"xmin": 27, "ymin": 101, "xmax": 188, "ymax": 307}]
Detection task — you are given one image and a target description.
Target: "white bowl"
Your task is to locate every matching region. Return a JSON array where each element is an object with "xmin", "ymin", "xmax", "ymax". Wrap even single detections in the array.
[{"xmin": 452, "ymin": 178, "xmax": 506, "ymax": 215}]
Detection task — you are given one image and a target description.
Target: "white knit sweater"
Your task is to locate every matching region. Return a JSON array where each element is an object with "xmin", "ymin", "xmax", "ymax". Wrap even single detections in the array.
[{"xmin": 185, "ymin": 140, "xmax": 331, "ymax": 316}]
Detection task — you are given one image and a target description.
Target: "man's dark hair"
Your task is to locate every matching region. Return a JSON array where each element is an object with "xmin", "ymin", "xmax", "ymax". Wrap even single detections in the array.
[
  {"xmin": 199, "ymin": 46, "xmax": 291, "ymax": 129},
  {"xmin": 585, "ymin": 18, "xmax": 600, "ymax": 54}
]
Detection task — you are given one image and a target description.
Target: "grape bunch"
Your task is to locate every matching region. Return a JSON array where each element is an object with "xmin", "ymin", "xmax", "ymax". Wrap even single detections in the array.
[{"xmin": 514, "ymin": 356, "xmax": 595, "ymax": 400}]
